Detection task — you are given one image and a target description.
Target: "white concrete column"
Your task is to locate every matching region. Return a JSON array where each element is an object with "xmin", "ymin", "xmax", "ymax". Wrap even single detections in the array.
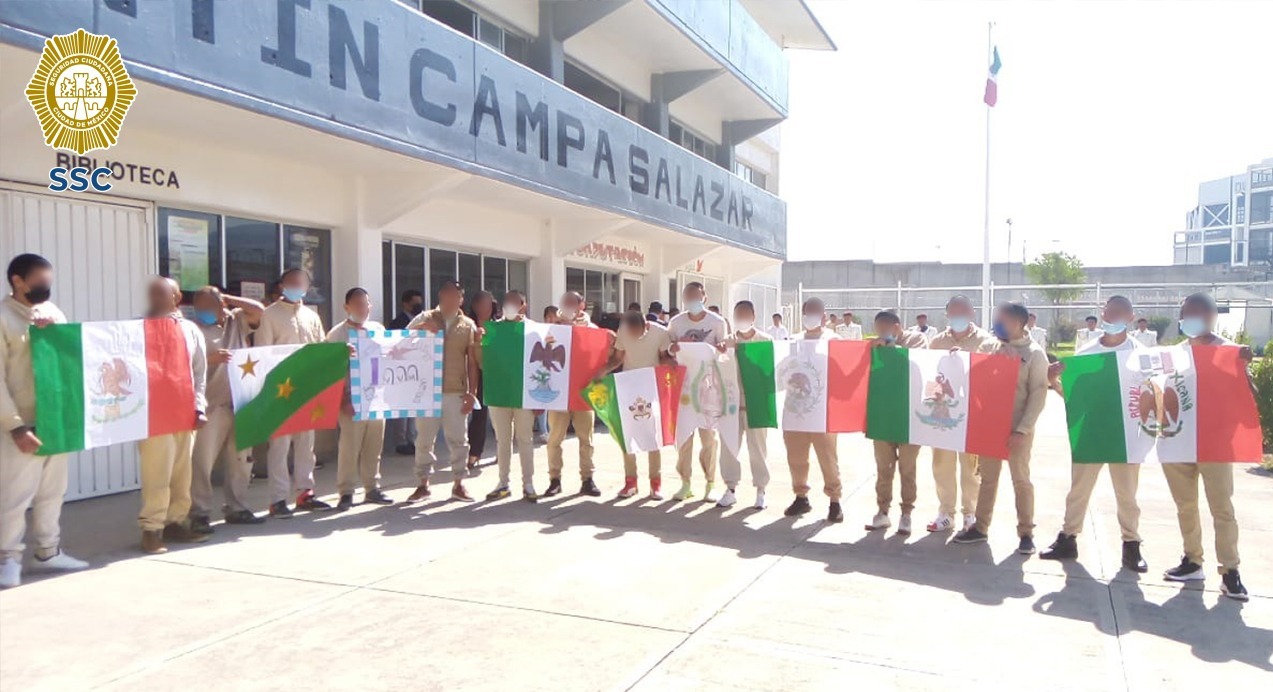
[{"xmin": 529, "ymin": 219, "xmax": 565, "ymax": 313}]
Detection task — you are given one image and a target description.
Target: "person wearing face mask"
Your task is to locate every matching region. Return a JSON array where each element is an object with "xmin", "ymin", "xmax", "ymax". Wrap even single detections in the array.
[
  {"xmin": 255, "ymin": 268, "xmax": 329, "ymax": 517},
  {"xmin": 718, "ymin": 301, "xmax": 772, "ymax": 510},
  {"xmin": 666, "ymin": 282, "xmax": 729, "ymax": 501},
  {"xmin": 188, "ymin": 286, "xmax": 265, "ymax": 533},
  {"xmin": 0, "ymin": 254, "xmax": 89, "ymax": 588},
  {"xmin": 326, "ymin": 288, "xmax": 392, "ymax": 512},
  {"xmin": 544, "ymin": 291, "xmax": 604, "ymax": 497},
  {"xmin": 953, "ymin": 302, "xmax": 1048, "ymax": 555},
  {"xmin": 465, "ymin": 290, "xmax": 498, "ymax": 473},
  {"xmin": 1157, "ymin": 293, "xmax": 1252, "ymax": 601},
  {"xmin": 389, "ymin": 289, "xmax": 424, "ymax": 330},
  {"xmin": 923, "ymin": 295, "xmax": 995, "ymax": 534},
  {"xmin": 865, "ymin": 311, "xmax": 929, "ymax": 535},
  {"xmin": 1039, "ymin": 295, "xmax": 1148, "ymax": 572},
  {"xmin": 484, "ymin": 291, "xmax": 543, "ymax": 502},
  {"xmin": 782, "ymin": 298, "xmax": 845, "ymax": 523},
  {"xmin": 387, "ymin": 289, "xmax": 425, "ymax": 455},
  {"xmin": 597, "ymin": 310, "xmax": 673, "ymax": 499}
]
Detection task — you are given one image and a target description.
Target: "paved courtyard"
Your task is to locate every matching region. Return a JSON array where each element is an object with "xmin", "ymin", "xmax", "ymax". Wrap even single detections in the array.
[{"xmin": 1, "ymin": 403, "xmax": 1270, "ymax": 691}]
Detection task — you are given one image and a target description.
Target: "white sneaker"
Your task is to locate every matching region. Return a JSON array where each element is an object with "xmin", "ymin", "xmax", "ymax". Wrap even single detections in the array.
[
  {"xmin": 32, "ymin": 550, "xmax": 88, "ymax": 572},
  {"xmin": 963, "ymin": 513, "xmax": 977, "ymax": 531},
  {"xmin": 702, "ymin": 482, "xmax": 716, "ymax": 502},
  {"xmin": 672, "ymin": 481, "xmax": 694, "ymax": 501},
  {"xmin": 865, "ymin": 512, "xmax": 891, "ymax": 530},
  {"xmin": 926, "ymin": 512, "xmax": 954, "ymax": 533},
  {"xmin": 753, "ymin": 490, "xmax": 767, "ymax": 510},
  {"xmin": 0, "ymin": 558, "xmax": 20, "ymax": 588},
  {"xmin": 716, "ymin": 489, "xmax": 738, "ymax": 508},
  {"xmin": 898, "ymin": 514, "xmax": 913, "ymax": 536}
]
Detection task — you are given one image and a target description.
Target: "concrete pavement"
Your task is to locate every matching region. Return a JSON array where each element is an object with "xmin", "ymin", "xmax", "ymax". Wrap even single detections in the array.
[{"xmin": 1, "ymin": 403, "xmax": 1270, "ymax": 691}]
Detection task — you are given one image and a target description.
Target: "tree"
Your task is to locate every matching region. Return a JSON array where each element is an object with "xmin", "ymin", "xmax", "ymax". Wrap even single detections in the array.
[{"xmin": 1026, "ymin": 251, "xmax": 1086, "ymax": 304}]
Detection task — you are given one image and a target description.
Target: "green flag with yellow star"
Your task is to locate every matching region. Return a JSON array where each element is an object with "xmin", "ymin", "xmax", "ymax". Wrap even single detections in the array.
[{"xmin": 228, "ymin": 343, "xmax": 348, "ymax": 450}]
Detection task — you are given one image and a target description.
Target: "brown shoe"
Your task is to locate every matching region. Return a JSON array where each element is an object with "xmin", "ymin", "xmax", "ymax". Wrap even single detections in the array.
[
  {"xmin": 405, "ymin": 484, "xmax": 431, "ymax": 503},
  {"xmin": 450, "ymin": 482, "xmax": 474, "ymax": 502},
  {"xmin": 141, "ymin": 530, "xmax": 168, "ymax": 555},
  {"xmin": 163, "ymin": 523, "xmax": 210, "ymax": 544}
]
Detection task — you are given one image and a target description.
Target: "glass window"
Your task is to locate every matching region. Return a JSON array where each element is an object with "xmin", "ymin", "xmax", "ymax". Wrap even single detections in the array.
[
  {"xmin": 483, "ymin": 256, "xmax": 507, "ymax": 299},
  {"xmin": 602, "ymin": 271, "xmax": 620, "ymax": 315},
  {"xmin": 394, "ymin": 243, "xmax": 426, "ymax": 310},
  {"xmin": 477, "ymin": 17, "xmax": 503, "ymax": 51},
  {"xmin": 421, "ymin": 0, "xmax": 476, "ymax": 36},
  {"xmin": 284, "ymin": 226, "xmax": 332, "ymax": 327},
  {"xmin": 429, "ymin": 249, "xmax": 457, "ymax": 304},
  {"xmin": 564, "ymin": 61, "xmax": 622, "ymax": 113},
  {"xmin": 583, "ymin": 270, "xmax": 603, "ymax": 317},
  {"xmin": 508, "ymin": 259, "xmax": 529, "ymax": 295},
  {"xmin": 566, "ymin": 267, "xmax": 585, "ymax": 298},
  {"xmin": 458, "ymin": 252, "xmax": 482, "ymax": 295},
  {"xmin": 157, "ymin": 208, "xmax": 222, "ymax": 297},
  {"xmin": 225, "ymin": 216, "xmax": 280, "ymax": 303},
  {"xmin": 381, "ymin": 241, "xmax": 394, "ymax": 324},
  {"xmin": 1202, "ymin": 244, "xmax": 1230, "ymax": 265},
  {"xmin": 503, "ymin": 32, "xmax": 528, "ymax": 65}
]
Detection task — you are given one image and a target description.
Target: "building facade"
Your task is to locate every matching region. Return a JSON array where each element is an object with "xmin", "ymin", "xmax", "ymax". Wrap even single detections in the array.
[
  {"xmin": 1173, "ymin": 158, "xmax": 1273, "ymax": 268},
  {"xmin": 0, "ymin": 0, "xmax": 832, "ymax": 498}
]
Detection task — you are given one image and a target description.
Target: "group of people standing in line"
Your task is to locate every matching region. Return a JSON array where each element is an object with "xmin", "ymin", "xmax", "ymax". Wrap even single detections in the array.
[{"xmin": 0, "ymin": 252, "xmax": 1252, "ymax": 600}]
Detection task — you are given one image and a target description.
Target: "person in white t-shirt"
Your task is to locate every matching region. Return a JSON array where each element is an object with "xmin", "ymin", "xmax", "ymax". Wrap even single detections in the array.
[
  {"xmin": 767, "ymin": 313, "xmax": 789, "ymax": 341},
  {"xmin": 1027, "ymin": 313, "xmax": 1048, "ymax": 350},
  {"xmin": 598, "ymin": 310, "xmax": 673, "ymax": 499},
  {"xmin": 835, "ymin": 311, "xmax": 863, "ymax": 340},
  {"xmin": 1131, "ymin": 318, "xmax": 1158, "ymax": 348},
  {"xmin": 719, "ymin": 300, "xmax": 772, "ymax": 511},
  {"xmin": 1074, "ymin": 315, "xmax": 1101, "ymax": 350},
  {"xmin": 781, "ymin": 298, "xmax": 844, "ymax": 524},
  {"xmin": 666, "ymin": 282, "xmax": 728, "ymax": 501}
]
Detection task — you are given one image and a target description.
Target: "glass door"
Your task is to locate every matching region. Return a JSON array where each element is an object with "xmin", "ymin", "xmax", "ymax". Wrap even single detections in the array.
[{"xmin": 621, "ymin": 274, "xmax": 642, "ymax": 313}]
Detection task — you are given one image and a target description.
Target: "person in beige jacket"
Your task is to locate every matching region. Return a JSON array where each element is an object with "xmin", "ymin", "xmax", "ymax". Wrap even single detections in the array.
[
  {"xmin": 0, "ymin": 254, "xmax": 88, "ymax": 588},
  {"xmin": 866, "ymin": 310, "xmax": 929, "ymax": 535},
  {"xmin": 545, "ymin": 291, "xmax": 604, "ymax": 498}
]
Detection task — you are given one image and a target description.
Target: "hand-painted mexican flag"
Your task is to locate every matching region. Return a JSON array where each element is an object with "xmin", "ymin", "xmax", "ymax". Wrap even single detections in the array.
[
  {"xmin": 482, "ymin": 319, "xmax": 612, "ymax": 411},
  {"xmin": 675, "ymin": 343, "xmax": 743, "ymax": 457},
  {"xmin": 584, "ymin": 365, "xmax": 685, "ymax": 454},
  {"xmin": 867, "ymin": 347, "xmax": 1019, "ymax": 459},
  {"xmin": 30, "ymin": 319, "xmax": 197, "ymax": 454},
  {"xmin": 1061, "ymin": 344, "xmax": 1261, "ymax": 463},
  {"xmin": 228, "ymin": 343, "xmax": 347, "ymax": 450},
  {"xmin": 736, "ymin": 339, "xmax": 871, "ymax": 433}
]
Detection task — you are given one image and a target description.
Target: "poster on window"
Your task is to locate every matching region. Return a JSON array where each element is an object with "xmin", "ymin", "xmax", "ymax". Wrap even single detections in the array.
[
  {"xmin": 348, "ymin": 330, "xmax": 444, "ymax": 420},
  {"xmin": 166, "ymin": 216, "xmax": 209, "ymax": 291}
]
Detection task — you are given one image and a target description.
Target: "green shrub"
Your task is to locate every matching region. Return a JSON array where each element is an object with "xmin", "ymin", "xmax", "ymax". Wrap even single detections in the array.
[
  {"xmin": 1147, "ymin": 316, "xmax": 1174, "ymax": 342},
  {"xmin": 1253, "ymin": 356, "xmax": 1273, "ymax": 453},
  {"xmin": 1052, "ymin": 318, "xmax": 1077, "ymax": 344}
]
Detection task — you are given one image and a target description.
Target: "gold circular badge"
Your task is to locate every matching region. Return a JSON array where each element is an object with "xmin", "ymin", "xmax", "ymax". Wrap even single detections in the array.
[{"xmin": 25, "ymin": 29, "xmax": 137, "ymax": 155}]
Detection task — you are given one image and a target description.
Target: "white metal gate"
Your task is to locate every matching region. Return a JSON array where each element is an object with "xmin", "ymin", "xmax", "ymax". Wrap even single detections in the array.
[{"xmin": 0, "ymin": 184, "xmax": 155, "ymax": 500}]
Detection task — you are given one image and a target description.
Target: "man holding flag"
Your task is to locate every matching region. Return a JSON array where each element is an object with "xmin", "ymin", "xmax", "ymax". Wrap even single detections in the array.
[
  {"xmin": 598, "ymin": 310, "xmax": 672, "ymax": 499},
  {"xmin": 484, "ymin": 290, "xmax": 541, "ymax": 503},
  {"xmin": 781, "ymin": 297, "xmax": 844, "ymax": 523},
  {"xmin": 718, "ymin": 300, "xmax": 771, "ymax": 511},
  {"xmin": 667, "ymin": 282, "xmax": 729, "ymax": 501},
  {"xmin": 545, "ymin": 291, "xmax": 603, "ymax": 498},
  {"xmin": 866, "ymin": 310, "xmax": 929, "ymax": 535}
]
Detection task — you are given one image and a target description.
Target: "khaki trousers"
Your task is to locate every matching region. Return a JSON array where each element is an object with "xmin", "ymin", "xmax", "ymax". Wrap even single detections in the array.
[
  {"xmin": 490, "ymin": 406, "xmax": 535, "ymax": 488},
  {"xmin": 676, "ymin": 428, "xmax": 719, "ymax": 484},
  {"xmin": 415, "ymin": 393, "xmax": 470, "ymax": 482},
  {"xmin": 191, "ymin": 405, "xmax": 252, "ymax": 517},
  {"xmin": 973, "ymin": 433, "xmax": 1034, "ymax": 537},
  {"xmin": 547, "ymin": 409, "xmax": 595, "ymax": 480},
  {"xmin": 720, "ymin": 428, "xmax": 770, "ymax": 490},
  {"xmin": 931, "ymin": 449, "xmax": 980, "ymax": 517},
  {"xmin": 337, "ymin": 414, "xmax": 386, "ymax": 495},
  {"xmin": 1162, "ymin": 463, "xmax": 1240, "ymax": 571},
  {"xmin": 623, "ymin": 451, "xmax": 662, "ymax": 479},
  {"xmin": 0, "ymin": 433, "xmax": 68, "ymax": 561},
  {"xmin": 784, "ymin": 431, "xmax": 842, "ymax": 500},
  {"xmin": 1061, "ymin": 463, "xmax": 1141, "ymax": 542},
  {"xmin": 137, "ymin": 431, "xmax": 195, "ymax": 531},
  {"xmin": 873, "ymin": 441, "xmax": 919, "ymax": 514},
  {"xmin": 267, "ymin": 430, "xmax": 316, "ymax": 504}
]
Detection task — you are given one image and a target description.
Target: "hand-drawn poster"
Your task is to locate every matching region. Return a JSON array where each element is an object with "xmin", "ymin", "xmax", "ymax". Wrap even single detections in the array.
[{"xmin": 348, "ymin": 330, "xmax": 444, "ymax": 420}]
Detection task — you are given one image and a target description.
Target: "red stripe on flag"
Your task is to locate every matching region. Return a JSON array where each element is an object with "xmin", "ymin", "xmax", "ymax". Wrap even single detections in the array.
[
  {"xmin": 966, "ymin": 352, "xmax": 1018, "ymax": 459},
  {"xmin": 273, "ymin": 380, "xmax": 343, "ymax": 440},
  {"xmin": 656, "ymin": 365, "xmax": 686, "ymax": 446},
  {"xmin": 827, "ymin": 340, "xmax": 870, "ymax": 433},
  {"xmin": 1193, "ymin": 345, "xmax": 1262, "ymax": 462},
  {"xmin": 568, "ymin": 327, "xmax": 613, "ymax": 411},
  {"xmin": 144, "ymin": 318, "xmax": 197, "ymax": 437}
]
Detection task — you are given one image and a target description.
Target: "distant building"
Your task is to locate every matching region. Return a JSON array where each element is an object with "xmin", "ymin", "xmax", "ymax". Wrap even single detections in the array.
[{"xmin": 1173, "ymin": 158, "xmax": 1273, "ymax": 268}]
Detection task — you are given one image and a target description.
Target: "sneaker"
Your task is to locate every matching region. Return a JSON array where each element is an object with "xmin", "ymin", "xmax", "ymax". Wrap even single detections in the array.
[
  {"xmin": 224, "ymin": 510, "xmax": 265, "ymax": 525},
  {"xmin": 451, "ymin": 483, "xmax": 474, "ymax": 502},
  {"xmin": 827, "ymin": 502, "xmax": 844, "ymax": 523},
  {"xmin": 395, "ymin": 443, "xmax": 416, "ymax": 456},
  {"xmin": 1017, "ymin": 535, "xmax": 1036, "ymax": 555},
  {"xmin": 1163, "ymin": 557, "xmax": 1205, "ymax": 582},
  {"xmin": 784, "ymin": 496, "xmax": 812, "ymax": 517},
  {"xmin": 335, "ymin": 494, "xmax": 355, "ymax": 512},
  {"xmin": 865, "ymin": 512, "xmax": 891, "ymax": 531},
  {"xmin": 898, "ymin": 514, "xmax": 913, "ymax": 536},
  {"xmin": 543, "ymin": 478, "xmax": 563, "ymax": 497},
  {"xmin": 952, "ymin": 527, "xmax": 988, "ymax": 544},
  {"xmin": 363, "ymin": 489, "xmax": 394, "ymax": 505},
  {"xmin": 296, "ymin": 491, "xmax": 332, "ymax": 512},
  {"xmin": 926, "ymin": 513, "xmax": 954, "ymax": 533},
  {"xmin": 163, "ymin": 523, "xmax": 210, "ymax": 544},
  {"xmin": 32, "ymin": 549, "xmax": 88, "ymax": 572},
  {"xmin": 533, "ymin": 432, "xmax": 548, "ymax": 445},
  {"xmin": 580, "ymin": 478, "xmax": 601, "ymax": 497},
  {"xmin": 717, "ymin": 489, "xmax": 738, "ymax": 508},
  {"xmin": 649, "ymin": 477, "xmax": 664, "ymax": 501},
  {"xmin": 1122, "ymin": 541, "xmax": 1148, "ymax": 573},
  {"xmin": 1221, "ymin": 570, "xmax": 1249, "ymax": 601},
  {"xmin": 702, "ymin": 482, "xmax": 716, "ymax": 502},
  {"xmin": 617, "ymin": 477, "xmax": 639, "ymax": 499},
  {"xmin": 523, "ymin": 486, "xmax": 540, "ymax": 503},
  {"xmin": 141, "ymin": 530, "xmax": 168, "ymax": 555},
  {"xmin": 672, "ymin": 481, "xmax": 694, "ymax": 501},
  {"xmin": 268, "ymin": 500, "xmax": 293, "ymax": 519},
  {"xmin": 486, "ymin": 486, "xmax": 511, "ymax": 501},
  {"xmin": 405, "ymin": 484, "xmax": 431, "ymax": 503},
  {"xmin": 0, "ymin": 558, "xmax": 20, "ymax": 588},
  {"xmin": 189, "ymin": 515, "xmax": 215, "ymax": 535},
  {"xmin": 1040, "ymin": 532, "xmax": 1078, "ymax": 561},
  {"xmin": 962, "ymin": 513, "xmax": 977, "ymax": 531},
  {"xmin": 753, "ymin": 489, "xmax": 767, "ymax": 510}
]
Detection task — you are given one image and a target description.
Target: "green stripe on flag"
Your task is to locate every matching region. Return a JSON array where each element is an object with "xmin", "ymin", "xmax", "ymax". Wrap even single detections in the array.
[
  {"xmin": 736, "ymin": 341, "xmax": 778, "ymax": 428},
  {"xmin": 482, "ymin": 320, "xmax": 526, "ymax": 408},
  {"xmin": 583, "ymin": 374, "xmax": 626, "ymax": 453},
  {"xmin": 30, "ymin": 323, "xmax": 85, "ymax": 454},
  {"xmin": 1060, "ymin": 352, "xmax": 1128, "ymax": 463},
  {"xmin": 866, "ymin": 346, "xmax": 909, "ymax": 444},
  {"xmin": 235, "ymin": 343, "xmax": 348, "ymax": 450}
]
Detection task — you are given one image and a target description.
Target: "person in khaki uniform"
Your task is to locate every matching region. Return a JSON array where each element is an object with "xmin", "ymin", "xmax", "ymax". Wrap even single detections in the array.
[
  {"xmin": 255, "ymin": 268, "xmax": 329, "ymax": 517},
  {"xmin": 719, "ymin": 300, "xmax": 772, "ymax": 511},
  {"xmin": 666, "ymin": 282, "xmax": 729, "ymax": 501},
  {"xmin": 1041, "ymin": 295, "xmax": 1148, "ymax": 572},
  {"xmin": 189, "ymin": 286, "xmax": 265, "ymax": 533},
  {"xmin": 781, "ymin": 298, "xmax": 844, "ymax": 524},
  {"xmin": 1159, "ymin": 293, "xmax": 1251, "ymax": 601},
  {"xmin": 597, "ymin": 310, "xmax": 673, "ymax": 500},
  {"xmin": 326, "ymin": 288, "xmax": 393, "ymax": 511},
  {"xmin": 545, "ymin": 291, "xmax": 604, "ymax": 498},
  {"xmin": 0, "ymin": 254, "xmax": 88, "ymax": 589},
  {"xmin": 137, "ymin": 277, "xmax": 209, "ymax": 554},
  {"xmin": 866, "ymin": 310, "xmax": 929, "ymax": 535},
  {"xmin": 953, "ymin": 302, "xmax": 1048, "ymax": 556},
  {"xmin": 924, "ymin": 295, "xmax": 994, "ymax": 533},
  {"xmin": 482, "ymin": 291, "xmax": 540, "ymax": 502},
  {"xmin": 407, "ymin": 281, "xmax": 478, "ymax": 503}
]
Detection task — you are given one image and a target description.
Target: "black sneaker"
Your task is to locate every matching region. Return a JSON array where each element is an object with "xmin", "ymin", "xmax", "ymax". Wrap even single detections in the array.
[
  {"xmin": 1221, "ymin": 570, "xmax": 1249, "ymax": 601},
  {"xmin": 1017, "ymin": 535, "xmax": 1036, "ymax": 555},
  {"xmin": 335, "ymin": 494, "xmax": 354, "ymax": 512},
  {"xmin": 826, "ymin": 501, "xmax": 844, "ymax": 523},
  {"xmin": 543, "ymin": 478, "xmax": 563, "ymax": 497},
  {"xmin": 268, "ymin": 501, "xmax": 293, "ymax": 519},
  {"xmin": 1163, "ymin": 556, "xmax": 1204, "ymax": 582},
  {"xmin": 783, "ymin": 496, "xmax": 812, "ymax": 517},
  {"xmin": 952, "ymin": 527, "xmax": 988, "ymax": 544},
  {"xmin": 580, "ymin": 478, "xmax": 601, "ymax": 497},
  {"xmin": 1122, "ymin": 541, "xmax": 1148, "ymax": 573},
  {"xmin": 363, "ymin": 489, "xmax": 393, "ymax": 505},
  {"xmin": 297, "ymin": 493, "xmax": 333, "ymax": 512},
  {"xmin": 1040, "ymin": 532, "xmax": 1077, "ymax": 561},
  {"xmin": 395, "ymin": 443, "xmax": 416, "ymax": 456},
  {"xmin": 224, "ymin": 510, "xmax": 265, "ymax": 525},
  {"xmin": 189, "ymin": 515, "xmax": 215, "ymax": 535}
]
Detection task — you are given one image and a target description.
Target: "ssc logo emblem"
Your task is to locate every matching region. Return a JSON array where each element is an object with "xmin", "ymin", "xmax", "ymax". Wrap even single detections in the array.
[{"xmin": 25, "ymin": 29, "xmax": 136, "ymax": 155}]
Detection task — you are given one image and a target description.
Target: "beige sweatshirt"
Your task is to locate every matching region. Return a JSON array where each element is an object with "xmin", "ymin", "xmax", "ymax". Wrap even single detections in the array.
[
  {"xmin": 984, "ymin": 335, "xmax": 1050, "ymax": 435},
  {"xmin": 255, "ymin": 300, "xmax": 325, "ymax": 346},
  {"xmin": 0, "ymin": 295, "xmax": 67, "ymax": 432},
  {"xmin": 927, "ymin": 326, "xmax": 996, "ymax": 352}
]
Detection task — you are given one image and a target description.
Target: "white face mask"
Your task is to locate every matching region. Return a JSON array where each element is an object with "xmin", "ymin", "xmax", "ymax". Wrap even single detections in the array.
[
  {"xmin": 502, "ymin": 303, "xmax": 520, "ymax": 317},
  {"xmin": 559, "ymin": 307, "xmax": 577, "ymax": 321},
  {"xmin": 347, "ymin": 312, "xmax": 368, "ymax": 326},
  {"xmin": 685, "ymin": 300, "xmax": 705, "ymax": 316},
  {"xmin": 734, "ymin": 320, "xmax": 754, "ymax": 333},
  {"xmin": 802, "ymin": 314, "xmax": 822, "ymax": 330}
]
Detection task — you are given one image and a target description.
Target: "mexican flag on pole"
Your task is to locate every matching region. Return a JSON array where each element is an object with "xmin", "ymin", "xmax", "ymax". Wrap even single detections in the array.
[
  {"xmin": 30, "ymin": 319, "xmax": 197, "ymax": 454},
  {"xmin": 482, "ymin": 319, "xmax": 612, "ymax": 411},
  {"xmin": 736, "ymin": 339, "xmax": 871, "ymax": 433},
  {"xmin": 584, "ymin": 365, "xmax": 685, "ymax": 454},
  {"xmin": 867, "ymin": 347, "xmax": 1019, "ymax": 459},
  {"xmin": 1061, "ymin": 344, "xmax": 1262, "ymax": 463},
  {"xmin": 228, "ymin": 343, "xmax": 348, "ymax": 450}
]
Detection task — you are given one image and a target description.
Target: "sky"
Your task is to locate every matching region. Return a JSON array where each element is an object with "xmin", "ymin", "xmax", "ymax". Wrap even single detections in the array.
[{"xmin": 781, "ymin": 0, "xmax": 1273, "ymax": 267}]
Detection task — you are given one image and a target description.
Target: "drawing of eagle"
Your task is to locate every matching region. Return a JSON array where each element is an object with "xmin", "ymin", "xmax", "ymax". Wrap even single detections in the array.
[
  {"xmin": 98, "ymin": 358, "xmax": 133, "ymax": 397},
  {"xmin": 530, "ymin": 340, "xmax": 566, "ymax": 371}
]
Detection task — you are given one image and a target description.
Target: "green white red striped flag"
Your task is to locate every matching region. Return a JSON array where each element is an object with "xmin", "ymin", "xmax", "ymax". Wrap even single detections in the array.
[
  {"xmin": 482, "ymin": 319, "xmax": 612, "ymax": 411},
  {"xmin": 228, "ymin": 343, "xmax": 347, "ymax": 450},
  {"xmin": 584, "ymin": 365, "xmax": 685, "ymax": 454},
  {"xmin": 29, "ymin": 318, "xmax": 197, "ymax": 454},
  {"xmin": 1061, "ymin": 345, "xmax": 1261, "ymax": 463},
  {"xmin": 867, "ymin": 347, "xmax": 1019, "ymax": 458},
  {"xmin": 736, "ymin": 339, "xmax": 871, "ymax": 433}
]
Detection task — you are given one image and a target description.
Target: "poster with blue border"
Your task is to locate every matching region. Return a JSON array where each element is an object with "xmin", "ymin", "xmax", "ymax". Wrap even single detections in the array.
[{"xmin": 349, "ymin": 330, "xmax": 443, "ymax": 421}]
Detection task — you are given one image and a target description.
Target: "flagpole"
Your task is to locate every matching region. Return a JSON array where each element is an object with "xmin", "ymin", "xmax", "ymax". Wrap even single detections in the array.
[{"xmin": 980, "ymin": 21, "xmax": 994, "ymax": 325}]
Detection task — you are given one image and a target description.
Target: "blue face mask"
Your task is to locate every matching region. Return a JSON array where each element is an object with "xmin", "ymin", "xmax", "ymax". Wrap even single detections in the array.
[
  {"xmin": 194, "ymin": 310, "xmax": 219, "ymax": 326},
  {"xmin": 685, "ymin": 300, "xmax": 705, "ymax": 315},
  {"xmin": 882, "ymin": 333, "xmax": 896, "ymax": 345},
  {"xmin": 282, "ymin": 287, "xmax": 306, "ymax": 303},
  {"xmin": 1100, "ymin": 320, "xmax": 1127, "ymax": 335},
  {"xmin": 992, "ymin": 321, "xmax": 1011, "ymax": 341},
  {"xmin": 948, "ymin": 317, "xmax": 971, "ymax": 333},
  {"xmin": 1179, "ymin": 317, "xmax": 1207, "ymax": 338}
]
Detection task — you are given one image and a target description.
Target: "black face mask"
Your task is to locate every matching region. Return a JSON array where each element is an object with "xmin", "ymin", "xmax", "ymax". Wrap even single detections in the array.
[
  {"xmin": 24, "ymin": 285, "xmax": 52, "ymax": 304},
  {"xmin": 409, "ymin": 302, "xmax": 423, "ymax": 315}
]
